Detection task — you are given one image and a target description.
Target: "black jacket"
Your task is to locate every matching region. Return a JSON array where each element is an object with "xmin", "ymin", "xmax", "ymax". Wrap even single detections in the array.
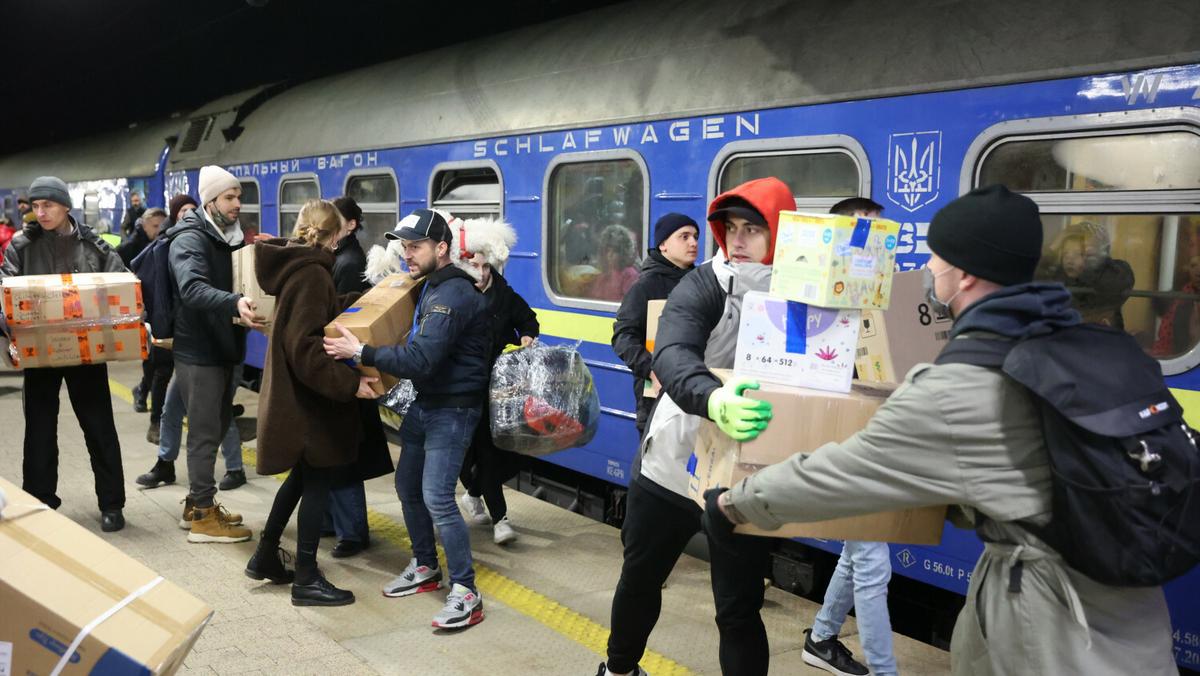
[
  {"xmin": 482, "ymin": 270, "xmax": 539, "ymax": 360},
  {"xmin": 362, "ymin": 263, "xmax": 492, "ymax": 407},
  {"xmin": 651, "ymin": 262, "xmax": 727, "ymax": 418},
  {"xmin": 0, "ymin": 218, "xmax": 125, "ymax": 279},
  {"xmin": 120, "ymin": 205, "xmax": 145, "ymax": 240},
  {"xmin": 612, "ymin": 249, "xmax": 692, "ymax": 429},
  {"xmin": 117, "ymin": 227, "xmax": 151, "ymax": 267},
  {"xmin": 166, "ymin": 210, "xmax": 246, "ymax": 366},
  {"xmin": 332, "ymin": 234, "xmax": 370, "ymax": 294}
]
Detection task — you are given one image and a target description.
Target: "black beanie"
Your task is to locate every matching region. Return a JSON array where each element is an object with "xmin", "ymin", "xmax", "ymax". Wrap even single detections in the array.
[
  {"xmin": 927, "ymin": 185, "xmax": 1043, "ymax": 286},
  {"xmin": 653, "ymin": 212, "xmax": 699, "ymax": 248},
  {"xmin": 168, "ymin": 194, "xmax": 198, "ymax": 225}
]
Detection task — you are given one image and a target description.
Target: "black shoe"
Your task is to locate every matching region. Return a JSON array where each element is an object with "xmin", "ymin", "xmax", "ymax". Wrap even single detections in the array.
[
  {"xmin": 802, "ymin": 628, "xmax": 869, "ymax": 676},
  {"xmin": 219, "ymin": 470, "xmax": 247, "ymax": 491},
  {"xmin": 132, "ymin": 385, "xmax": 148, "ymax": 413},
  {"xmin": 135, "ymin": 460, "xmax": 175, "ymax": 488},
  {"xmin": 231, "ymin": 404, "xmax": 245, "ymax": 418},
  {"xmin": 292, "ymin": 573, "xmax": 355, "ymax": 606},
  {"xmin": 146, "ymin": 422, "xmax": 161, "ymax": 445},
  {"xmin": 245, "ymin": 545, "xmax": 295, "ymax": 584},
  {"xmin": 331, "ymin": 538, "xmax": 370, "ymax": 558},
  {"xmin": 101, "ymin": 510, "xmax": 125, "ymax": 532},
  {"xmin": 594, "ymin": 664, "xmax": 647, "ymax": 676}
]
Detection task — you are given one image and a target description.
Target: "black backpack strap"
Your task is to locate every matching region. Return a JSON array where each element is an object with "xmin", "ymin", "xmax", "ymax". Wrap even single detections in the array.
[{"xmin": 934, "ymin": 337, "xmax": 1015, "ymax": 368}]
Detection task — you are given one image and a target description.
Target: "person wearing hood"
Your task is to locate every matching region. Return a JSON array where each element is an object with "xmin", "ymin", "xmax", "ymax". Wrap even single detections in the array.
[
  {"xmin": 597, "ymin": 177, "xmax": 795, "ymax": 676},
  {"xmin": 456, "ymin": 217, "xmax": 540, "ymax": 545},
  {"xmin": 324, "ymin": 208, "xmax": 492, "ymax": 629},
  {"xmin": 611, "ymin": 212, "xmax": 698, "ymax": 435},
  {"xmin": 243, "ymin": 199, "xmax": 380, "ymax": 606},
  {"xmin": 0, "ymin": 176, "xmax": 129, "ymax": 533},
  {"xmin": 704, "ymin": 185, "xmax": 1178, "ymax": 675},
  {"xmin": 167, "ymin": 165, "xmax": 265, "ymax": 544}
]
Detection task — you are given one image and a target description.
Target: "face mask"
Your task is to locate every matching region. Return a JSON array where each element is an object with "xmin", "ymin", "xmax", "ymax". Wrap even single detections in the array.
[{"xmin": 923, "ymin": 264, "xmax": 961, "ymax": 319}]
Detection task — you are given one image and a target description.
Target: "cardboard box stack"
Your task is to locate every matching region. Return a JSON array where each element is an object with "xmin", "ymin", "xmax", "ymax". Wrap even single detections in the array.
[
  {"xmin": 0, "ymin": 476, "xmax": 213, "ymax": 675},
  {"xmin": 325, "ymin": 273, "xmax": 425, "ymax": 395},
  {"xmin": 855, "ymin": 269, "xmax": 952, "ymax": 384},
  {"xmin": 1, "ymin": 273, "xmax": 147, "ymax": 368},
  {"xmin": 232, "ymin": 244, "xmax": 275, "ymax": 333}
]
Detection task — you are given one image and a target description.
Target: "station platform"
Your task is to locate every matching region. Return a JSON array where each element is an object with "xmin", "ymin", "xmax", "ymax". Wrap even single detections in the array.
[{"xmin": 0, "ymin": 361, "xmax": 951, "ymax": 675}]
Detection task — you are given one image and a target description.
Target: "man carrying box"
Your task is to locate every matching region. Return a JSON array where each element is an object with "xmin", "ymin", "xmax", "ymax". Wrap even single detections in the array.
[
  {"xmin": 324, "ymin": 208, "xmax": 492, "ymax": 629},
  {"xmin": 597, "ymin": 177, "xmax": 793, "ymax": 676},
  {"xmin": 704, "ymin": 185, "xmax": 1178, "ymax": 675},
  {"xmin": 0, "ymin": 176, "xmax": 129, "ymax": 532}
]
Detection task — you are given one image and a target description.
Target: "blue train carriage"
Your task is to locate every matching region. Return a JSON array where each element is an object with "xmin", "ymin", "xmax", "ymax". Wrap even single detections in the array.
[
  {"xmin": 0, "ymin": 120, "xmax": 176, "ymax": 240},
  {"xmin": 148, "ymin": 0, "xmax": 1200, "ymax": 668}
]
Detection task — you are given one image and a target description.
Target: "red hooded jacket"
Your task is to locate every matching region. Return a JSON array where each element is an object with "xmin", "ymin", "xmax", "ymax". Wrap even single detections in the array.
[{"xmin": 706, "ymin": 176, "xmax": 795, "ymax": 265}]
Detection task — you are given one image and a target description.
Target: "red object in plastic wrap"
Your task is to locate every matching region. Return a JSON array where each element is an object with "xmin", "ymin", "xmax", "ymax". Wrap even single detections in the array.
[{"xmin": 522, "ymin": 396, "xmax": 585, "ymax": 448}]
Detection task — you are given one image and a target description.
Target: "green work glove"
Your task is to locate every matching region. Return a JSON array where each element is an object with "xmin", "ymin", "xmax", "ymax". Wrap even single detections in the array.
[{"xmin": 706, "ymin": 376, "xmax": 772, "ymax": 441}]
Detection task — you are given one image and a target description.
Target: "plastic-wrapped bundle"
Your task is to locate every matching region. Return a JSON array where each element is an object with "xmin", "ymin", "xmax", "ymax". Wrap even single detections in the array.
[
  {"xmin": 490, "ymin": 342, "xmax": 600, "ymax": 455},
  {"xmin": 380, "ymin": 379, "xmax": 417, "ymax": 417}
]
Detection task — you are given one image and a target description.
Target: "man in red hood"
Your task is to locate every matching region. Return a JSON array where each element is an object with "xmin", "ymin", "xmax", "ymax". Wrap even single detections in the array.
[{"xmin": 597, "ymin": 177, "xmax": 794, "ymax": 676}]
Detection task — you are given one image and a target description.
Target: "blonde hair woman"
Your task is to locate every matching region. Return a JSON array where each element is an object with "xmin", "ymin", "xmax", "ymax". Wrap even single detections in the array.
[{"xmin": 244, "ymin": 199, "xmax": 380, "ymax": 606}]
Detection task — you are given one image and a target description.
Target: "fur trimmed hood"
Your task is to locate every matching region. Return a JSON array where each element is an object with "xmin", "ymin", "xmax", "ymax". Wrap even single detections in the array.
[{"xmin": 365, "ymin": 216, "xmax": 518, "ymax": 285}]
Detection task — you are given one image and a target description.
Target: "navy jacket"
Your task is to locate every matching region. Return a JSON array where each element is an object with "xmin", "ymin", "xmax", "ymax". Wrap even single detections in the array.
[{"xmin": 362, "ymin": 263, "xmax": 491, "ymax": 407}]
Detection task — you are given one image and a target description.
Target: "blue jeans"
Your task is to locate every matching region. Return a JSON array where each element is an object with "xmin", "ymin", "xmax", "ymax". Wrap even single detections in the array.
[
  {"xmin": 396, "ymin": 402, "xmax": 480, "ymax": 591},
  {"xmin": 329, "ymin": 482, "xmax": 369, "ymax": 543},
  {"xmin": 157, "ymin": 374, "xmax": 243, "ymax": 472},
  {"xmin": 812, "ymin": 541, "xmax": 897, "ymax": 676}
]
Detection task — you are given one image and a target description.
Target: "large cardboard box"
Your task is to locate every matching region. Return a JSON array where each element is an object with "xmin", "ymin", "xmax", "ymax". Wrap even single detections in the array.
[
  {"xmin": 770, "ymin": 212, "xmax": 900, "ymax": 310},
  {"xmin": 325, "ymin": 273, "xmax": 424, "ymax": 395},
  {"xmin": 855, "ymin": 269, "xmax": 952, "ymax": 383},
  {"xmin": 2, "ymin": 273, "xmax": 142, "ymax": 326},
  {"xmin": 734, "ymin": 290, "xmax": 860, "ymax": 393},
  {"xmin": 232, "ymin": 244, "xmax": 275, "ymax": 333},
  {"xmin": 0, "ymin": 476, "xmax": 212, "ymax": 675},
  {"xmin": 687, "ymin": 373, "xmax": 945, "ymax": 544},
  {"xmin": 10, "ymin": 322, "xmax": 147, "ymax": 369},
  {"xmin": 642, "ymin": 299, "xmax": 666, "ymax": 399}
]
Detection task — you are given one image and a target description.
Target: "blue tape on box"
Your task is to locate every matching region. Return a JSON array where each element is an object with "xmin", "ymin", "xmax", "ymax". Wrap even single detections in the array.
[
  {"xmin": 785, "ymin": 301, "xmax": 807, "ymax": 354},
  {"xmin": 342, "ymin": 307, "xmax": 362, "ymax": 313},
  {"xmin": 686, "ymin": 453, "xmax": 698, "ymax": 476},
  {"xmin": 850, "ymin": 218, "xmax": 871, "ymax": 248}
]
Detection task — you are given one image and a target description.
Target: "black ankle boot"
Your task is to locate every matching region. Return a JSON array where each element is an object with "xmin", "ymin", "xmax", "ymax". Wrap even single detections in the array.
[
  {"xmin": 245, "ymin": 544, "xmax": 295, "ymax": 584},
  {"xmin": 292, "ymin": 572, "xmax": 355, "ymax": 607},
  {"xmin": 135, "ymin": 460, "xmax": 175, "ymax": 488}
]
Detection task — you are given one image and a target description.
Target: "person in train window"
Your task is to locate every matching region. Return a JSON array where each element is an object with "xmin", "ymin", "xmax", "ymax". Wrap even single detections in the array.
[
  {"xmin": 704, "ymin": 185, "xmax": 1178, "ymax": 676},
  {"xmin": 597, "ymin": 177, "xmax": 796, "ymax": 676},
  {"xmin": 243, "ymin": 199, "xmax": 380, "ymax": 606},
  {"xmin": 456, "ymin": 217, "xmax": 540, "ymax": 545},
  {"xmin": 323, "ymin": 208, "xmax": 492, "ymax": 629},
  {"xmin": 1040, "ymin": 222, "xmax": 1134, "ymax": 329},
  {"xmin": 798, "ymin": 197, "xmax": 898, "ymax": 676},
  {"xmin": 611, "ymin": 212, "xmax": 699, "ymax": 436},
  {"xmin": 0, "ymin": 176, "xmax": 129, "ymax": 533},
  {"xmin": 1151, "ymin": 254, "xmax": 1200, "ymax": 357},
  {"xmin": 588, "ymin": 224, "xmax": 641, "ymax": 301},
  {"xmin": 562, "ymin": 175, "xmax": 607, "ymax": 267}
]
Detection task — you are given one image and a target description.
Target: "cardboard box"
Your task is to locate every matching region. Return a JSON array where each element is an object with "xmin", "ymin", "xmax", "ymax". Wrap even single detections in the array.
[
  {"xmin": 769, "ymin": 212, "xmax": 901, "ymax": 310},
  {"xmin": 232, "ymin": 244, "xmax": 275, "ymax": 333},
  {"xmin": 854, "ymin": 270, "xmax": 952, "ymax": 383},
  {"xmin": 643, "ymin": 299, "xmax": 666, "ymax": 399},
  {"xmin": 2, "ymin": 273, "xmax": 142, "ymax": 326},
  {"xmin": 734, "ymin": 291, "xmax": 860, "ymax": 393},
  {"xmin": 325, "ymin": 273, "xmax": 424, "ymax": 395},
  {"xmin": 10, "ymin": 321, "xmax": 148, "ymax": 369},
  {"xmin": 0, "ymin": 476, "xmax": 212, "ymax": 675},
  {"xmin": 687, "ymin": 373, "xmax": 945, "ymax": 544}
]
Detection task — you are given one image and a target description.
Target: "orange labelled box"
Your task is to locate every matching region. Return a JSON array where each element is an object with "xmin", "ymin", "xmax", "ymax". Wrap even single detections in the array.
[
  {"xmin": 1, "ymin": 273, "xmax": 142, "ymax": 326},
  {"xmin": 11, "ymin": 322, "xmax": 148, "ymax": 369},
  {"xmin": 324, "ymin": 273, "xmax": 424, "ymax": 395}
]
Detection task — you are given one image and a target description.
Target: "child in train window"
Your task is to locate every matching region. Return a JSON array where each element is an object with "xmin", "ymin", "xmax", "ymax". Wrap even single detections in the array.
[
  {"xmin": 1039, "ymin": 220, "xmax": 1134, "ymax": 329},
  {"xmin": 588, "ymin": 224, "xmax": 640, "ymax": 301}
]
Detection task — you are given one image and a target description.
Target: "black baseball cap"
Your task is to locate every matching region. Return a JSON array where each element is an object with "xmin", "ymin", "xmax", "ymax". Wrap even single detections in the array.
[
  {"xmin": 386, "ymin": 208, "xmax": 453, "ymax": 243},
  {"xmin": 707, "ymin": 197, "xmax": 766, "ymax": 226}
]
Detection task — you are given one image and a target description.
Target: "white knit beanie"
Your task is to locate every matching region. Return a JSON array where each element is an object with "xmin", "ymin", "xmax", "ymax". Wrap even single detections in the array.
[{"xmin": 198, "ymin": 165, "xmax": 240, "ymax": 206}]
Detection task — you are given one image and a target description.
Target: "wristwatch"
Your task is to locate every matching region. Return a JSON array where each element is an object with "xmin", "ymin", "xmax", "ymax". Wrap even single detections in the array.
[{"xmin": 353, "ymin": 344, "xmax": 365, "ymax": 365}]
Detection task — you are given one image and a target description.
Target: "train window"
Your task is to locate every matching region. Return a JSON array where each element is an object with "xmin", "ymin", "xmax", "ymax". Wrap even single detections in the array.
[
  {"xmin": 345, "ymin": 172, "xmax": 398, "ymax": 250},
  {"xmin": 546, "ymin": 154, "xmax": 647, "ymax": 306},
  {"xmin": 238, "ymin": 180, "xmax": 261, "ymax": 239},
  {"xmin": 719, "ymin": 150, "xmax": 860, "ymax": 210},
  {"xmin": 278, "ymin": 176, "xmax": 320, "ymax": 235},
  {"xmin": 972, "ymin": 120, "xmax": 1200, "ymax": 374},
  {"xmin": 431, "ymin": 166, "xmax": 501, "ymax": 221}
]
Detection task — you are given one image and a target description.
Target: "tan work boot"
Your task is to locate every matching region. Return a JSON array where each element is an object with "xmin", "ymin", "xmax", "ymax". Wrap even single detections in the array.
[
  {"xmin": 187, "ymin": 504, "xmax": 252, "ymax": 543},
  {"xmin": 179, "ymin": 496, "xmax": 243, "ymax": 529}
]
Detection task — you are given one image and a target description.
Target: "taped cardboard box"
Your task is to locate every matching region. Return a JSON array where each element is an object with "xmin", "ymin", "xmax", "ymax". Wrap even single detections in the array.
[
  {"xmin": 2, "ymin": 273, "xmax": 142, "ymax": 326},
  {"xmin": 855, "ymin": 269, "xmax": 952, "ymax": 384},
  {"xmin": 10, "ymin": 322, "xmax": 147, "ymax": 369},
  {"xmin": 0, "ymin": 476, "xmax": 212, "ymax": 675},
  {"xmin": 770, "ymin": 212, "xmax": 900, "ymax": 310},
  {"xmin": 642, "ymin": 299, "xmax": 666, "ymax": 399},
  {"xmin": 232, "ymin": 244, "xmax": 275, "ymax": 334},
  {"xmin": 324, "ymin": 273, "xmax": 424, "ymax": 395},
  {"xmin": 734, "ymin": 290, "xmax": 860, "ymax": 393},
  {"xmin": 687, "ymin": 372, "xmax": 945, "ymax": 544}
]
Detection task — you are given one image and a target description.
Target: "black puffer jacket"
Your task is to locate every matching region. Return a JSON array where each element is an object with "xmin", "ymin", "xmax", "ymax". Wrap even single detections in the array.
[
  {"xmin": 117, "ymin": 226, "xmax": 151, "ymax": 267},
  {"xmin": 166, "ymin": 209, "xmax": 246, "ymax": 366},
  {"xmin": 362, "ymin": 263, "xmax": 492, "ymax": 407},
  {"xmin": 332, "ymin": 233, "xmax": 370, "ymax": 294},
  {"xmin": 612, "ymin": 249, "xmax": 692, "ymax": 429},
  {"xmin": 482, "ymin": 270, "xmax": 539, "ymax": 359},
  {"xmin": 0, "ymin": 218, "xmax": 125, "ymax": 278}
]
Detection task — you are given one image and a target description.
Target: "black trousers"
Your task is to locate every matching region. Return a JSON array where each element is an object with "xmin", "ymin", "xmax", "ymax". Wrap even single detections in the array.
[
  {"xmin": 145, "ymin": 347, "xmax": 174, "ymax": 425},
  {"xmin": 22, "ymin": 364, "xmax": 125, "ymax": 511},
  {"xmin": 262, "ymin": 460, "xmax": 345, "ymax": 582},
  {"xmin": 606, "ymin": 477, "xmax": 772, "ymax": 676},
  {"xmin": 459, "ymin": 404, "xmax": 509, "ymax": 521}
]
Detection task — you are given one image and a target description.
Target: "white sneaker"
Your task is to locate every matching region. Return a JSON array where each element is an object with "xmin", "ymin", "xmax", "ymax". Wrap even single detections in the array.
[
  {"xmin": 382, "ymin": 559, "xmax": 443, "ymax": 597},
  {"xmin": 459, "ymin": 492, "xmax": 490, "ymax": 525},
  {"xmin": 431, "ymin": 583, "xmax": 484, "ymax": 628},
  {"xmin": 493, "ymin": 516, "xmax": 518, "ymax": 545}
]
